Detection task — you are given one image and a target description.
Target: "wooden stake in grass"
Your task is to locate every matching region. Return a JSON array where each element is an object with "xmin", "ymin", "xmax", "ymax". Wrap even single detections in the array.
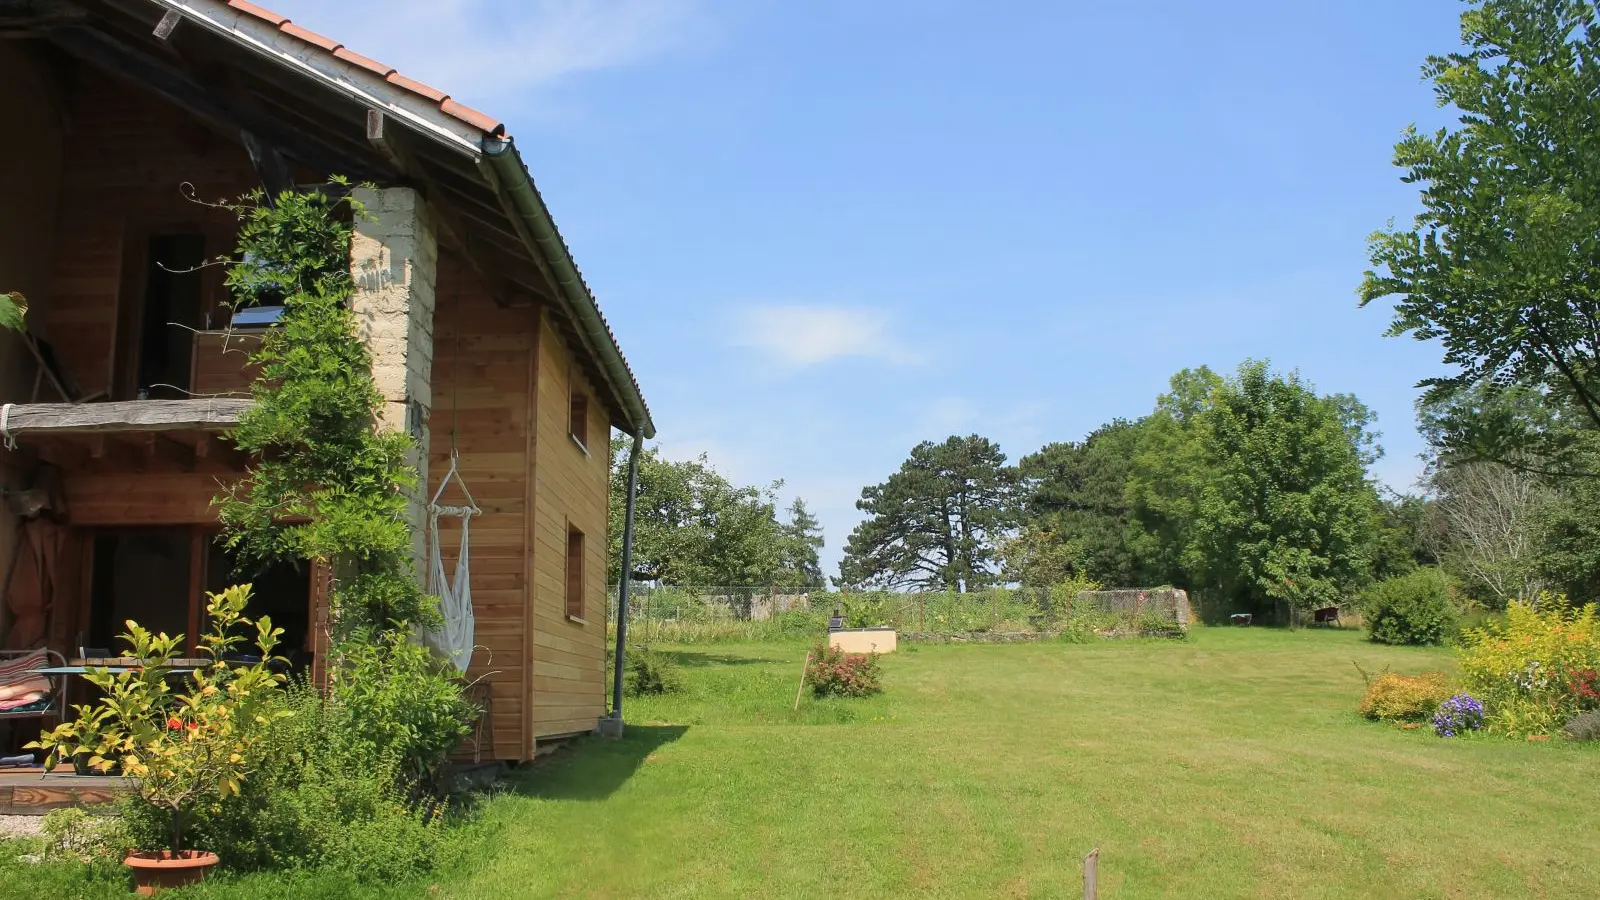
[
  {"xmin": 1083, "ymin": 848, "xmax": 1099, "ymax": 899},
  {"xmin": 793, "ymin": 652, "xmax": 812, "ymax": 711}
]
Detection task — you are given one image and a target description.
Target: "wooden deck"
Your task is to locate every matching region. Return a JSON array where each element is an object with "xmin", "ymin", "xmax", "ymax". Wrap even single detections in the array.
[{"xmin": 0, "ymin": 768, "xmax": 129, "ymax": 815}]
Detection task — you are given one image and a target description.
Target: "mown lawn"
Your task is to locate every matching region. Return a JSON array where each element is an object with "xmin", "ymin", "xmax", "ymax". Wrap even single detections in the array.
[{"xmin": 6, "ymin": 627, "xmax": 1599, "ymax": 898}]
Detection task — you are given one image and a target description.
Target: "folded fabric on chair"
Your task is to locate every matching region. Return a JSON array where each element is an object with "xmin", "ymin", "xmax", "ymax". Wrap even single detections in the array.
[{"xmin": 0, "ymin": 692, "xmax": 47, "ymax": 711}]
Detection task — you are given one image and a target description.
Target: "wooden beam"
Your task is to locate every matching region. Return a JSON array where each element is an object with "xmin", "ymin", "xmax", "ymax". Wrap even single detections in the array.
[
  {"xmin": 194, "ymin": 433, "xmax": 247, "ymax": 471},
  {"xmin": 140, "ymin": 433, "xmax": 196, "ymax": 472},
  {"xmin": 47, "ymin": 25, "xmax": 381, "ymax": 180},
  {"xmin": 151, "ymin": 8, "xmax": 181, "ymax": 41},
  {"xmin": 366, "ymin": 110, "xmax": 531, "ymax": 304},
  {"xmin": 475, "ymin": 155, "xmax": 565, "ymax": 302},
  {"xmin": 0, "ymin": 0, "xmax": 86, "ymax": 35},
  {"xmin": 33, "ymin": 439, "xmax": 87, "ymax": 471},
  {"xmin": 240, "ymin": 129, "xmax": 294, "ymax": 200},
  {"xmin": 0, "ymin": 400, "xmax": 250, "ymax": 436}
]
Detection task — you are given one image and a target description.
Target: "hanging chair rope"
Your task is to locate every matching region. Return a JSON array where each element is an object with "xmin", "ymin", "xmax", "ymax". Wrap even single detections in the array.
[{"xmin": 421, "ymin": 448, "xmax": 479, "ymax": 672}]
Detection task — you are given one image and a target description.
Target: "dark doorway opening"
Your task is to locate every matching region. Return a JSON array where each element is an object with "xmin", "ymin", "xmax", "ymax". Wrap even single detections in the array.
[
  {"xmin": 206, "ymin": 542, "xmax": 312, "ymax": 671},
  {"xmin": 87, "ymin": 529, "xmax": 192, "ymax": 650}
]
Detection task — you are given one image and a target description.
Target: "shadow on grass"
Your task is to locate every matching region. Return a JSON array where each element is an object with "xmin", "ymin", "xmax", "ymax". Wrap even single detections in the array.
[
  {"xmin": 654, "ymin": 650, "xmax": 778, "ymax": 668},
  {"xmin": 507, "ymin": 725, "xmax": 688, "ymax": 801}
]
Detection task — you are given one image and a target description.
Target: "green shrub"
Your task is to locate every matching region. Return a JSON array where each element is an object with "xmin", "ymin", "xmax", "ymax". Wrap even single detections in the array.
[
  {"xmin": 40, "ymin": 808, "xmax": 130, "ymax": 863},
  {"xmin": 624, "ymin": 649, "xmax": 683, "ymax": 697},
  {"xmin": 121, "ymin": 685, "xmax": 461, "ymax": 879},
  {"xmin": 1358, "ymin": 669, "xmax": 1455, "ymax": 722},
  {"xmin": 1563, "ymin": 709, "xmax": 1600, "ymax": 742},
  {"xmin": 1362, "ymin": 568, "xmax": 1459, "ymax": 646},
  {"xmin": 807, "ymin": 643, "xmax": 883, "ymax": 698},
  {"xmin": 328, "ymin": 630, "xmax": 475, "ymax": 784}
]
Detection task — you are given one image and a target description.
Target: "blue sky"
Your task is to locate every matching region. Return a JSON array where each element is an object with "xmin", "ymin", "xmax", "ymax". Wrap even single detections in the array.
[{"xmin": 273, "ymin": 0, "xmax": 1464, "ymax": 577}]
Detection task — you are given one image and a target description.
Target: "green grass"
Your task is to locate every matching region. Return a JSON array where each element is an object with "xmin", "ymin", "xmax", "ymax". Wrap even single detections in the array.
[{"xmin": 6, "ymin": 627, "xmax": 1598, "ymax": 898}]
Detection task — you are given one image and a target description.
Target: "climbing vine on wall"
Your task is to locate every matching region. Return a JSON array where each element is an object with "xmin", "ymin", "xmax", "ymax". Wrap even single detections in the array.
[{"xmin": 215, "ymin": 179, "xmax": 435, "ymax": 634}]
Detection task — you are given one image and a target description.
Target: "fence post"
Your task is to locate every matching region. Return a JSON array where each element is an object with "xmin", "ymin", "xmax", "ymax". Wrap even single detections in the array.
[{"xmin": 1083, "ymin": 848, "xmax": 1099, "ymax": 900}]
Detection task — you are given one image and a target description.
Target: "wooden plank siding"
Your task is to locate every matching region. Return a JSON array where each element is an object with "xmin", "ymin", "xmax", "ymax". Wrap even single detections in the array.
[
  {"xmin": 427, "ymin": 255, "xmax": 536, "ymax": 760},
  {"xmin": 529, "ymin": 311, "xmax": 610, "ymax": 738},
  {"xmin": 190, "ymin": 332, "xmax": 263, "ymax": 398},
  {"xmin": 41, "ymin": 70, "xmax": 261, "ymax": 402}
]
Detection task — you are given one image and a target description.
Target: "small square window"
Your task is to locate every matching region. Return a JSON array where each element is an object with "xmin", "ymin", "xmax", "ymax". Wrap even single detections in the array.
[
  {"xmin": 565, "ymin": 525, "xmax": 585, "ymax": 620},
  {"xmin": 569, "ymin": 389, "xmax": 589, "ymax": 453}
]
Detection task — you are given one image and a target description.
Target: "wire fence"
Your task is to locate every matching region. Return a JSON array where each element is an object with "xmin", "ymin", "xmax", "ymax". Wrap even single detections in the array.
[{"xmin": 608, "ymin": 584, "xmax": 1192, "ymax": 643}]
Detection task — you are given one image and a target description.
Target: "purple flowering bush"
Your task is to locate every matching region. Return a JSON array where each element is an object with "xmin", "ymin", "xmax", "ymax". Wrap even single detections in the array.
[{"xmin": 1432, "ymin": 694, "xmax": 1485, "ymax": 738}]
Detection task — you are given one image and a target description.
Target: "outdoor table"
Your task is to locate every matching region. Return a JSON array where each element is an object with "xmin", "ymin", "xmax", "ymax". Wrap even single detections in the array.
[{"xmin": 31, "ymin": 658, "xmax": 212, "ymax": 675}]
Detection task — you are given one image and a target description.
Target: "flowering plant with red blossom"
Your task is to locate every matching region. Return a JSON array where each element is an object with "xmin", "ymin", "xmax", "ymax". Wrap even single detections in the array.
[{"xmin": 28, "ymin": 584, "xmax": 288, "ymax": 854}]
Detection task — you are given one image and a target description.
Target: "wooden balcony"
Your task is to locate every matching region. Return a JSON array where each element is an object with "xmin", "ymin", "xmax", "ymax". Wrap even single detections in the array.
[{"xmin": 0, "ymin": 399, "xmax": 252, "ymax": 474}]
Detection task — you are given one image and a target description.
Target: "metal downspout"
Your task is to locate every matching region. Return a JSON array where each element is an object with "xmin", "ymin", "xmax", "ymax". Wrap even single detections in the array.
[{"xmin": 610, "ymin": 433, "xmax": 643, "ymax": 726}]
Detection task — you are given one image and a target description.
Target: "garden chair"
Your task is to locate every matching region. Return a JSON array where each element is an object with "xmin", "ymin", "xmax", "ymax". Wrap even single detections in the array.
[{"xmin": 0, "ymin": 648, "xmax": 66, "ymax": 722}]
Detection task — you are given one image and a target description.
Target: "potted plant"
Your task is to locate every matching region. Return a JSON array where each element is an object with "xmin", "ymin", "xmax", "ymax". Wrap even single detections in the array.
[{"xmin": 30, "ymin": 584, "xmax": 288, "ymax": 894}]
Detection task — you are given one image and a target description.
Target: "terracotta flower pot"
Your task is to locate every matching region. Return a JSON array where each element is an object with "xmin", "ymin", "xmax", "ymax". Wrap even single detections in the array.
[{"xmin": 123, "ymin": 850, "xmax": 219, "ymax": 895}]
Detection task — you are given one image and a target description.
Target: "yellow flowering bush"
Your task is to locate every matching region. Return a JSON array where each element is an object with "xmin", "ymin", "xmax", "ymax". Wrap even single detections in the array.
[
  {"xmin": 29, "ymin": 584, "xmax": 288, "ymax": 853},
  {"xmin": 1458, "ymin": 599, "xmax": 1600, "ymax": 737},
  {"xmin": 1358, "ymin": 670, "xmax": 1454, "ymax": 722}
]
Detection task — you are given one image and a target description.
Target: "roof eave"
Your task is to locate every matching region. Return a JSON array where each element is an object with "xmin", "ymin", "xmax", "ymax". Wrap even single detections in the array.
[
  {"xmin": 155, "ymin": 0, "xmax": 490, "ymax": 159},
  {"xmin": 484, "ymin": 139, "xmax": 657, "ymax": 439}
]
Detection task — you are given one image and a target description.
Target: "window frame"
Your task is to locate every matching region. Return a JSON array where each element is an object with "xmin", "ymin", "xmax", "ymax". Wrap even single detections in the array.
[
  {"xmin": 564, "ymin": 523, "xmax": 586, "ymax": 623},
  {"xmin": 568, "ymin": 385, "xmax": 590, "ymax": 455}
]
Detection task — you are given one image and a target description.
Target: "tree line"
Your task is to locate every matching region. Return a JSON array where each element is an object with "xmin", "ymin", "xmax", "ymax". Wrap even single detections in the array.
[
  {"xmin": 607, "ymin": 436, "xmax": 824, "ymax": 589},
  {"xmin": 838, "ymin": 360, "xmax": 1411, "ymax": 615}
]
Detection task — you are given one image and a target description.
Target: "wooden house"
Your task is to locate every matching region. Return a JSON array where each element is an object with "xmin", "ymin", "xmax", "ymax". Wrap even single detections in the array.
[{"xmin": 0, "ymin": 0, "xmax": 655, "ymax": 763}]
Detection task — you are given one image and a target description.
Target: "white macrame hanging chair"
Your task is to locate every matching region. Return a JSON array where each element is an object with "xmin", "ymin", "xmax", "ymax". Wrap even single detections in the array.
[{"xmin": 420, "ymin": 449, "xmax": 479, "ymax": 673}]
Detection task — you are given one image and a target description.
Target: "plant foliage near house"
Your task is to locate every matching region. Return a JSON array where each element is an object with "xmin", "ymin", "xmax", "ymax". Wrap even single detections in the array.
[
  {"xmin": 28, "ymin": 585, "xmax": 288, "ymax": 854},
  {"xmin": 216, "ymin": 182, "xmax": 433, "ymax": 634}
]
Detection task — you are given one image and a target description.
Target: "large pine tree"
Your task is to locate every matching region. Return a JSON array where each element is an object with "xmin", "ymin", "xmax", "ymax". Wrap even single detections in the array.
[{"xmin": 839, "ymin": 435, "xmax": 1017, "ymax": 591}]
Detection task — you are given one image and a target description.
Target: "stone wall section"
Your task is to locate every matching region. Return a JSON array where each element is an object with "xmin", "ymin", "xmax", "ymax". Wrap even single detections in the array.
[{"xmin": 350, "ymin": 186, "xmax": 438, "ymax": 569}]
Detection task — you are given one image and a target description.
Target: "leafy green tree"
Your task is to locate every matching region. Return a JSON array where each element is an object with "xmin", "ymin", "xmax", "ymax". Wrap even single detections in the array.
[
  {"xmin": 1018, "ymin": 419, "xmax": 1145, "ymax": 587},
  {"xmin": 839, "ymin": 435, "xmax": 1017, "ymax": 591},
  {"xmin": 1125, "ymin": 367, "xmax": 1224, "ymax": 589},
  {"xmin": 1530, "ymin": 469, "xmax": 1600, "ymax": 601},
  {"xmin": 607, "ymin": 437, "xmax": 814, "ymax": 587},
  {"xmin": 1128, "ymin": 362, "xmax": 1382, "ymax": 613},
  {"xmin": 1369, "ymin": 490, "xmax": 1436, "ymax": 582},
  {"xmin": 1362, "ymin": 0, "xmax": 1600, "ymax": 474},
  {"xmin": 997, "ymin": 523, "xmax": 1083, "ymax": 588},
  {"xmin": 780, "ymin": 498, "xmax": 826, "ymax": 589}
]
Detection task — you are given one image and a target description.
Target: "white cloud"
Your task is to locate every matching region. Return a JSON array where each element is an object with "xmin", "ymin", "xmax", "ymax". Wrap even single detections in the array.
[
  {"xmin": 734, "ymin": 305, "xmax": 915, "ymax": 366},
  {"xmin": 262, "ymin": 0, "xmax": 708, "ymax": 110}
]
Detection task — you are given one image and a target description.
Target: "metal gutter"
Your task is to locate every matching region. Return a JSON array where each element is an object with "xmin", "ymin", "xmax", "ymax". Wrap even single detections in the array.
[
  {"xmin": 154, "ymin": 0, "xmax": 487, "ymax": 158},
  {"xmin": 484, "ymin": 138, "xmax": 656, "ymax": 439}
]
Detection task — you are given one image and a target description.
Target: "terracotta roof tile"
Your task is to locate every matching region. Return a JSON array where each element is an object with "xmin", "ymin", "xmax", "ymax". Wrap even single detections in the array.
[
  {"xmin": 332, "ymin": 46, "xmax": 395, "ymax": 78},
  {"xmin": 279, "ymin": 22, "xmax": 341, "ymax": 53},
  {"xmin": 440, "ymin": 99, "xmax": 503, "ymax": 136},
  {"xmin": 227, "ymin": 0, "xmax": 287, "ymax": 26},
  {"xmin": 214, "ymin": 0, "xmax": 507, "ymax": 137},
  {"xmin": 386, "ymin": 73, "xmax": 447, "ymax": 104}
]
